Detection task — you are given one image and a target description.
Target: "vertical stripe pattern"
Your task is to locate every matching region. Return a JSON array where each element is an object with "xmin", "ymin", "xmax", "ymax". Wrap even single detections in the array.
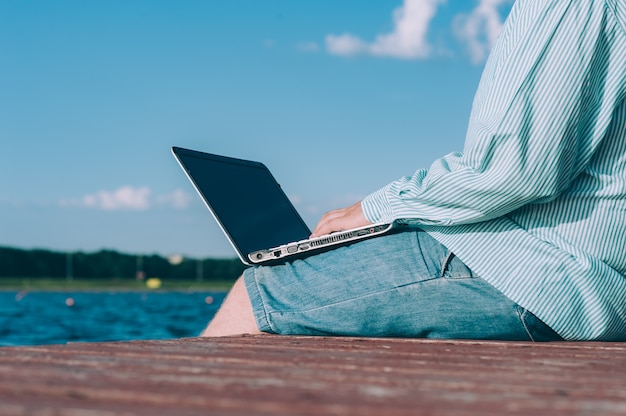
[{"xmin": 362, "ymin": 0, "xmax": 626, "ymax": 341}]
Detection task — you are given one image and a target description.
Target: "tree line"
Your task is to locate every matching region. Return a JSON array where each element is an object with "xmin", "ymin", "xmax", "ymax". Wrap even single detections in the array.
[{"xmin": 0, "ymin": 246, "xmax": 245, "ymax": 281}]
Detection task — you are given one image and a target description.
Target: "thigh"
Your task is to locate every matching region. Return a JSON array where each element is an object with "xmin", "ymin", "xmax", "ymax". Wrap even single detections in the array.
[{"xmin": 244, "ymin": 230, "xmax": 532, "ymax": 340}]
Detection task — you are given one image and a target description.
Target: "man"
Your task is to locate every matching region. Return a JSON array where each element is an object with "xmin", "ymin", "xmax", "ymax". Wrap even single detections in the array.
[{"xmin": 203, "ymin": 0, "xmax": 626, "ymax": 341}]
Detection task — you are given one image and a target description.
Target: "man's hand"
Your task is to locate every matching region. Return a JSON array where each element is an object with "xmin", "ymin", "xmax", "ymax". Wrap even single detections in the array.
[{"xmin": 311, "ymin": 201, "xmax": 372, "ymax": 238}]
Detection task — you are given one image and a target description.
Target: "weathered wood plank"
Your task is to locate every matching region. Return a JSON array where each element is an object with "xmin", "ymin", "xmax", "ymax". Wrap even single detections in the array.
[{"xmin": 0, "ymin": 336, "xmax": 625, "ymax": 415}]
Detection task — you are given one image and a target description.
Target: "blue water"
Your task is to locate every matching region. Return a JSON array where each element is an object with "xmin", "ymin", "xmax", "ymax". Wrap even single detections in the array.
[{"xmin": 0, "ymin": 291, "xmax": 226, "ymax": 346}]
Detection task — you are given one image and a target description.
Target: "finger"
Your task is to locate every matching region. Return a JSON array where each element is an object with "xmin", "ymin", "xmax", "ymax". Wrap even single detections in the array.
[
  {"xmin": 311, "ymin": 214, "xmax": 344, "ymax": 237},
  {"xmin": 310, "ymin": 201, "xmax": 367, "ymax": 237},
  {"xmin": 311, "ymin": 209, "xmax": 346, "ymax": 235}
]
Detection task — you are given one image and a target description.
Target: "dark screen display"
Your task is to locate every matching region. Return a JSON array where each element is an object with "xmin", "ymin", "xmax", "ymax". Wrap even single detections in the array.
[{"xmin": 174, "ymin": 148, "xmax": 312, "ymax": 256}]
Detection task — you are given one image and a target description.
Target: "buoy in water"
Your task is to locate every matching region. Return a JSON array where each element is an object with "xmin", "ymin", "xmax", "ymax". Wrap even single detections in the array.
[{"xmin": 146, "ymin": 278, "xmax": 162, "ymax": 289}]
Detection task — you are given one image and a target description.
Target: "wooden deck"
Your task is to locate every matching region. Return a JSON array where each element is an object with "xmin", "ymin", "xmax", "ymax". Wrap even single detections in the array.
[{"xmin": 0, "ymin": 336, "xmax": 625, "ymax": 415}]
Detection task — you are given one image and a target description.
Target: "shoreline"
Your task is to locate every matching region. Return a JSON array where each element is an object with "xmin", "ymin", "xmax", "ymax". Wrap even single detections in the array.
[{"xmin": 0, "ymin": 277, "xmax": 234, "ymax": 292}]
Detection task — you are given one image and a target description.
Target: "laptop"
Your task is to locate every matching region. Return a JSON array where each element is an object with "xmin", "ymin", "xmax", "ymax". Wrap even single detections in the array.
[{"xmin": 172, "ymin": 146, "xmax": 398, "ymax": 265}]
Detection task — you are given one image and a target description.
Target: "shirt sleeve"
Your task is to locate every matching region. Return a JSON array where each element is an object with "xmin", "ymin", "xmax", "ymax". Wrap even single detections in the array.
[{"xmin": 362, "ymin": 0, "xmax": 625, "ymax": 226}]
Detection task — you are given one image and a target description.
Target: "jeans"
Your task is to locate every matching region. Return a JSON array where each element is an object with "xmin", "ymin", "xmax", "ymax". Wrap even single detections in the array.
[{"xmin": 243, "ymin": 229, "xmax": 563, "ymax": 341}]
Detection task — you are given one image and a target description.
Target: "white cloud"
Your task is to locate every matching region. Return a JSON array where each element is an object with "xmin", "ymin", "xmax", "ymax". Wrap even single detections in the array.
[
  {"xmin": 326, "ymin": 34, "xmax": 368, "ymax": 56},
  {"xmin": 77, "ymin": 186, "xmax": 151, "ymax": 211},
  {"xmin": 326, "ymin": 0, "xmax": 446, "ymax": 60},
  {"xmin": 324, "ymin": 0, "xmax": 511, "ymax": 63},
  {"xmin": 60, "ymin": 187, "xmax": 192, "ymax": 211},
  {"xmin": 453, "ymin": 0, "xmax": 511, "ymax": 64},
  {"xmin": 156, "ymin": 189, "xmax": 192, "ymax": 209}
]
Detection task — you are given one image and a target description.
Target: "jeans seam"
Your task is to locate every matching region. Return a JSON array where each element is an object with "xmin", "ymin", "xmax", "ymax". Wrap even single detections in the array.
[
  {"xmin": 246, "ymin": 268, "xmax": 277, "ymax": 334},
  {"xmin": 516, "ymin": 305, "xmax": 536, "ymax": 342},
  {"xmin": 440, "ymin": 251, "xmax": 455, "ymax": 277}
]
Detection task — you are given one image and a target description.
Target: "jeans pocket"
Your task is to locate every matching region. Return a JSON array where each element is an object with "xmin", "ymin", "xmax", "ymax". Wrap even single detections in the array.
[
  {"xmin": 517, "ymin": 306, "xmax": 564, "ymax": 342},
  {"xmin": 442, "ymin": 252, "xmax": 477, "ymax": 280}
]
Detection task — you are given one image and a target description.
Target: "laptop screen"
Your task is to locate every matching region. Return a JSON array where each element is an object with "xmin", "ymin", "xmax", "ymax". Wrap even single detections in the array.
[{"xmin": 173, "ymin": 147, "xmax": 312, "ymax": 257}]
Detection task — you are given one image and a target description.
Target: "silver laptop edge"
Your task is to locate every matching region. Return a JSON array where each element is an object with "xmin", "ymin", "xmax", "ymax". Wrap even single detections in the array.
[{"xmin": 247, "ymin": 222, "xmax": 394, "ymax": 264}]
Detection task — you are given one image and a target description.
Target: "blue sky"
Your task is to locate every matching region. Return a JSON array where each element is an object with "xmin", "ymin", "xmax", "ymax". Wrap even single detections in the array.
[{"xmin": 0, "ymin": 0, "xmax": 513, "ymax": 258}]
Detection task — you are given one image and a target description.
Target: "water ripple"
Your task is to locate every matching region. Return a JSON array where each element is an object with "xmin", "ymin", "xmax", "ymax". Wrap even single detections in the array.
[{"xmin": 0, "ymin": 291, "xmax": 225, "ymax": 346}]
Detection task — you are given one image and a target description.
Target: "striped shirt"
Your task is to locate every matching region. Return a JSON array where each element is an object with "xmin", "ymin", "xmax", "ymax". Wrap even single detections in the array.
[{"xmin": 361, "ymin": 0, "xmax": 626, "ymax": 341}]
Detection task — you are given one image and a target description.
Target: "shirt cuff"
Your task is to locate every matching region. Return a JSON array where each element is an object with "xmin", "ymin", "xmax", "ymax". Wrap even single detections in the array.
[{"xmin": 361, "ymin": 184, "xmax": 394, "ymax": 224}]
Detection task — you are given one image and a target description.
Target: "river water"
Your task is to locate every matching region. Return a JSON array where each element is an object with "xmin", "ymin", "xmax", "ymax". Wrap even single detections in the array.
[{"xmin": 0, "ymin": 291, "xmax": 225, "ymax": 346}]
